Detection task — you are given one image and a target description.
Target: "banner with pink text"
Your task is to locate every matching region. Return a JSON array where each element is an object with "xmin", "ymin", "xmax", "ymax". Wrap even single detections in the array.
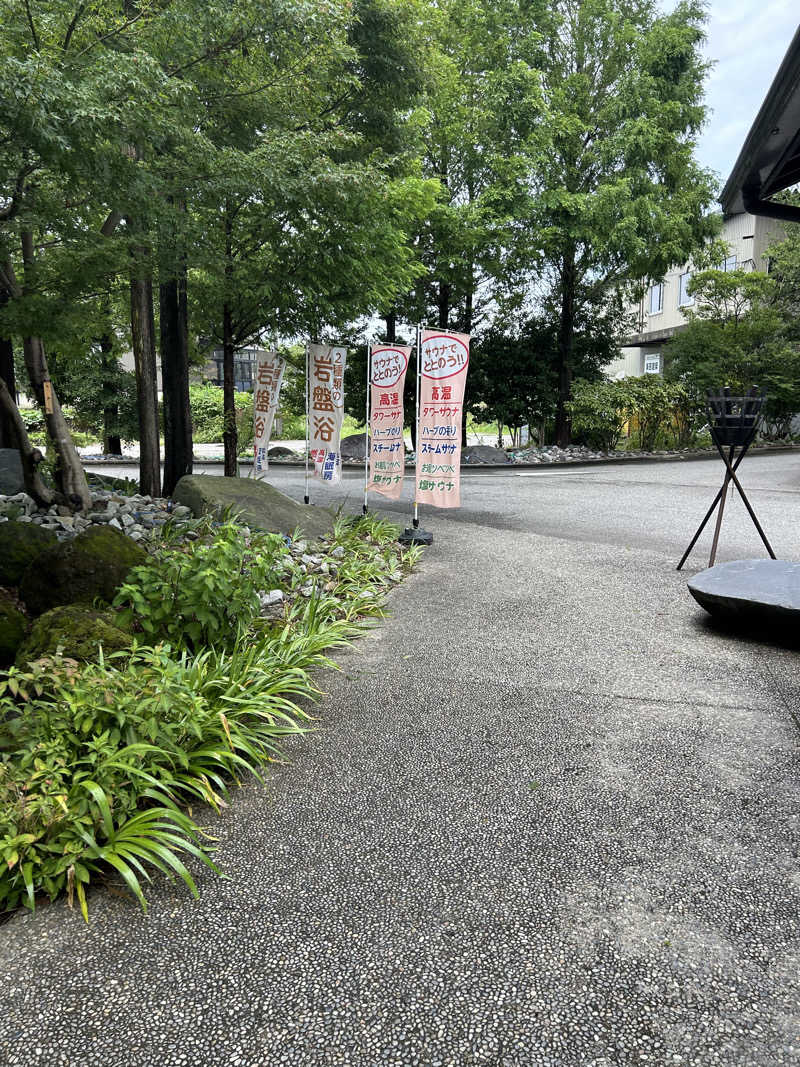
[
  {"xmin": 367, "ymin": 344, "xmax": 410, "ymax": 499},
  {"xmin": 308, "ymin": 343, "xmax": 347, "ymax": 485},
  {"xmin": 252, "ymin": 351, "xmax": 286, "ymax": 477},
  {"xmin": 415, "ymin": 329, "xmax": 470, "ymax": 508}
]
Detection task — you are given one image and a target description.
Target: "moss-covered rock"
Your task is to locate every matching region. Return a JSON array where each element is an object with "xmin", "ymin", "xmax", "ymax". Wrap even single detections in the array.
[
  {"xmin": 19, "ymin": 525, "xmax": 147, "ymax": 617},
  {"xmin": 172, "ymin": 474, "xmax": 333, "ymax": 538},
  {"xmin": 0, "ymin": 591, "xmax": 27, "ymax": 667},
  {"xmin": 0, "ymin": 520, "xmax": 58, "ymax": 586},
  {"xmin": 15, "ymin": 604, "xmax": 132, "ymax": 666}
]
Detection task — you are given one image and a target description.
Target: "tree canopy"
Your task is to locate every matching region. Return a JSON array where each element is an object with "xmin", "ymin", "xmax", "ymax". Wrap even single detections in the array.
[
  {"xmin": 666, "ymin": 227, "xmax": 800, "ymax": 437},
  {"xmin": 0, "ymin": 0, "xmax": 725, "ymax": 500}
]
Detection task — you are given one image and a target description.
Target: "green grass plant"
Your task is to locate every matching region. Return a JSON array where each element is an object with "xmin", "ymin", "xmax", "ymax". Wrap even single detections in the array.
[{"xmin": 0, "ymin": 511, "xmax": 422, "ymax": 919}]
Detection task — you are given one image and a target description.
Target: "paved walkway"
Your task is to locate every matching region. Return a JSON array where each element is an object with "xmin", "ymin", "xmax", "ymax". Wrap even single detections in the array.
[{"xmin": 1, "ymin": 458, "xmax": 799, "ymax": 1066}]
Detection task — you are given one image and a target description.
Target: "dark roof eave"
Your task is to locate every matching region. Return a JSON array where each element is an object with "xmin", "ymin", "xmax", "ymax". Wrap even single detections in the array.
[
  {"xmin": 720, "ymin": 24, "xmax": 800, "ymax": 218},
  {"xmin": 742, "ymin": 185, "xmax": 800, "ymax": 222}
]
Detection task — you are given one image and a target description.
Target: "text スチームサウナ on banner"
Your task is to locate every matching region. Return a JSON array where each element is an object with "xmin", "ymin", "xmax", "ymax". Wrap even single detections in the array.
[
  {"xmin": 368, "ymin": 344, "xmax": 410, "ymax": 499},
  {"xmin": 415, "ymin": 329, "xmax": 470, "ymax": 508}
]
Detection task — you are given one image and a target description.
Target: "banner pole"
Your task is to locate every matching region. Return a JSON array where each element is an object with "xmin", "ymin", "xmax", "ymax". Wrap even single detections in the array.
[
  {"xmin": 304, "ymin": 343, "xmax": 310, "ymax": 504},
  {"xmin": 363, "ymin": 342, "xmax": 371, "ymax": 515},
  {"xmin": 413, "ymin": 323, "xmax": 421, "ymax": 530}
]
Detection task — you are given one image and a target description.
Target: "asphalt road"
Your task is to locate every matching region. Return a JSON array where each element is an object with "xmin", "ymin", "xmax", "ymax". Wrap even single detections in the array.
[
  {"xmin": 258, "ymin": 453, "xmax": 800, "ymax": 565},
  {"xmin": 2, "ymin": 454, "xmax": 799, "ymax": 1066}
]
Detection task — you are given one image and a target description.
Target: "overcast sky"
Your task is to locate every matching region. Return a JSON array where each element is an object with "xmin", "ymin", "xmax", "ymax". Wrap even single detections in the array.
[{"xmin": 692, "ymin": 2, "xmax": 799, "ymax": 187}]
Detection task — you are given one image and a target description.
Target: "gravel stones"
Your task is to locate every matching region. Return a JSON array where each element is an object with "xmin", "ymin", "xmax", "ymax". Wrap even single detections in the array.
[
  {"xmin": 260, "ymin": 589, "xmax": 285, "ymax": 607},
  {"xmin": 0, "ymin": 490, "xmax": 197, "ymax": 550}
]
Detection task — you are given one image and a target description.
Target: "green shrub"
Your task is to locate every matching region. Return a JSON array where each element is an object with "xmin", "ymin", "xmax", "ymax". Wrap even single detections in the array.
[
  {"xmin": 114, "ymin": 520, "xmax": 287, "ymax": 650},
  {"xmin": 189, "ymin": 384, "xmax": 254, "ymax": 449},
  {"xmin": 0, "ymin": 510, "xmax": 423, "ymax": 919},
  {"xmin": 568, "ymin": 376, "xmax": 699, "ymax": 451},
  {"xmin": 567, "ymin": 379, "xmax": 629, "ymax": 451}
]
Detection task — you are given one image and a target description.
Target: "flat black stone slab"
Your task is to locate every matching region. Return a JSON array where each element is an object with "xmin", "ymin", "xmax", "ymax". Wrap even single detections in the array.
[{"xmin": 688, "ymin": 559, "xmax": 800, "ymax": 623}]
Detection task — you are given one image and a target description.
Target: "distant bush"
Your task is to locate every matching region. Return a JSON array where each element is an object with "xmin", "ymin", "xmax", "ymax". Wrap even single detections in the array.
[
  {"xmin": 190, "ymin": 384, "xmax": 254, "ymax": 449},
  {"xmin": 567, "ymin": 379, "xmax": 629, "ymax": 451},
  {"xmin": 568, "ymin": 376, "xmax": 699, "ymax": 452}
]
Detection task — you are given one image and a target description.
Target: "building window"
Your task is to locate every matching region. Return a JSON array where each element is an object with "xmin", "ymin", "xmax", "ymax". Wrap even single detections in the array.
[
  {"xmin": 649, "ymin": 283, "xmax": 663, "ymax": 315},
  {"xmin": 679, "ymin": 272, "xmax": 694, "ymax": 307},
  {"xmin": 212, "ymin": 349, "xmax": 258, "ymax": 392},
  {"xmin": 644, "ymin": 355, "xmax": 661, "ymax": 375}
]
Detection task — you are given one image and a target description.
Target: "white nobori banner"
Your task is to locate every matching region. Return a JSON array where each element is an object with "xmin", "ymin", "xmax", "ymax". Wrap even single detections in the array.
[
  {"xmin": 308, "ymin": 343, "xmax": 347, "ymax": 484},
  {"xmin": 252, "ymin": 351, "xmax": 286, "ymax": 477}
]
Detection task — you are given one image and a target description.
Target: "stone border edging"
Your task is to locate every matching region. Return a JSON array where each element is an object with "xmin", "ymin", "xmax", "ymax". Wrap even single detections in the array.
[{"xmin": 81, "ymin": 444, "xmax": 797, "ymax": 475}]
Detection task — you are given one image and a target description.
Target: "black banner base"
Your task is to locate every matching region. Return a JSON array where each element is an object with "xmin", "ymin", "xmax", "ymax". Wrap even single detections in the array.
[{"xmin": 399, "ymin": 527, "xmax": 433, "ymax": 547}]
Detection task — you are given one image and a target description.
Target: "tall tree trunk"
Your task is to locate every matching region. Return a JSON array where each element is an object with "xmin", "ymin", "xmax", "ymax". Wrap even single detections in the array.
[
  {"xmin": 20, "ymin": 231, "xmax": 91, "ymax": 509},
  {"xmin": 0, "ymin": 303, "xmax": 15, "ymax": 449},
  {"xmin": 438, "ymin": 281, "xmax": 450, "ymax": 330},
  {"xmin": 0, "ymin": 377, "xmax": 53, "ymax": 505},
  {"xmin": 21, "ymin": 335, "xmax": 91, "ymax": 508},
  {"xmin": 159, "ymin": 200, "xmax": 193, "ymax": 496},
  {"xmin": 160, "ymin": 273, "xmax": 192, "ymax": 495},
  {"xmin": 222, "ymin": 301, "xmax": 237, "ymax": 477},
  {"xmin": 129, "ymin": 267, "xmax": 161, "ymax": 496},
  {"xmin": 222, "ymin": 209, "xmax": 237, "ymax": 477},
  {"xmin": 385, "ymin": 310, "xmax": 396, "ymax": 343},
  {"xmin": 99, "ymin": 333, "xmax": 122, "ymax": 456},
  {"xmin": 555, "ymin": 246, "xmax": 576, "ymax": 448}
]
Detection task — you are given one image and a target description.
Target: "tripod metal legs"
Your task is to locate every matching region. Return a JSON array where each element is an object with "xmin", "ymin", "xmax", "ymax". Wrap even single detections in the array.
[{"xmin": 677, "ymin": 439, "xmax": 775, "ymax": 571}]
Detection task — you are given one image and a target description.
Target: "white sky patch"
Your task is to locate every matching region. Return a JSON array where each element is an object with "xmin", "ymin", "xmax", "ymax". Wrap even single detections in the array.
[{"xmin": 660, "ymin": 1, "xmax": 798, "ymax": 188}]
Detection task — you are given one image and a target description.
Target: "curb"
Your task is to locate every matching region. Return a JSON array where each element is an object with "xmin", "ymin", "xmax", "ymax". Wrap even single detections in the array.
[{"xmin": 81, "ymin": 445, "xmax": 797, "ymax": 474}]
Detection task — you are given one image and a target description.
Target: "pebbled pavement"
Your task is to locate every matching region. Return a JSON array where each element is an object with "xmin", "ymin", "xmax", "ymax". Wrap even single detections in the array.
[{"xmin": 1, "ymin": 456, "xmax": 799, "ymax": 1066}]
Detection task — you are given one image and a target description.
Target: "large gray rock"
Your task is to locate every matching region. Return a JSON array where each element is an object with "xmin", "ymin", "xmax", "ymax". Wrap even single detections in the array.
[
  {"xmin": 19, "ymin": 525, "xmax": 147, "ymax": 616},
  {"xmin": 0, "ymin": 590, "xmax": 26, "ymax": 667},
  {"xmin": 461, "ymin": 445, "xmax": 511, "ymax": 465},
  {"xmin": 172, "ymin": 475, "xmax": 333, "ymax": 539},
  {"xmin": 688, "ymin": 559, "xmax": 800, "ymax": 625},
  {"xmin": 15, "ymin": 604, "xmax": 132, "ymax": 667},
  {"xmin": 0, "ymin": 520, "xmax": 58, "ymax": 586},
  {"xmin": 0, "ymin": 449, "xmax": 24, "ymax": 494},
  {"xmin": 340, "ymin": 433, "xmax": 367, "ymax": 462}
]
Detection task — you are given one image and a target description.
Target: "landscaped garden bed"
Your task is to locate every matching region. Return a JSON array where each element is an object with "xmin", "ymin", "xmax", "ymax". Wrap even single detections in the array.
[{"xmin": 0, "ymin": 507, "xmax": 421, "ymax": 920}]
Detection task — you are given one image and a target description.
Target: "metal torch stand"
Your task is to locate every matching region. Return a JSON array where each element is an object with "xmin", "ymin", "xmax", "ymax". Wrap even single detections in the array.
[{"xmin": 677, "ymin": 387, "xmax": 776, "ymax": 571}]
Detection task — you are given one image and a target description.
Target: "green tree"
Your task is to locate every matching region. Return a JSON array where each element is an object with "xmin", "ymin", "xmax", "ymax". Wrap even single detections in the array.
[
  {"xmin": 666, "ymin": 252, "xmax": 800, "ymax": 437},
  {"xmin": 530, "ymin": 0, "xmax": 718, "ymax": 445},
  {"xmin": 0, "ymin": 0, "xmax": 161, "ymax": 503},
  {"xmin": 468, "ymin": 306, "xmax": 623, "ymax": 443},
  {"xmin": 184, "ymin": 0, "xmax": 435, "ymax": 473},
  {"xmin": 407, "ymin": 0, "xmax": 547, "ymax": 333}
]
